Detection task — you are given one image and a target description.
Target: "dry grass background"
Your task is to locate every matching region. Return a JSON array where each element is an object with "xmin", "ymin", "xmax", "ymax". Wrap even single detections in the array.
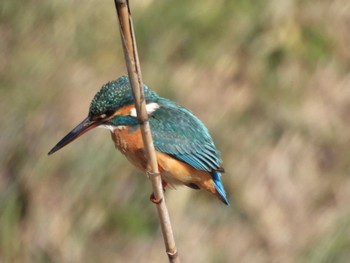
[{"xmin": 1, "ymin": 0, "xmax": 350, "ymax": 262}]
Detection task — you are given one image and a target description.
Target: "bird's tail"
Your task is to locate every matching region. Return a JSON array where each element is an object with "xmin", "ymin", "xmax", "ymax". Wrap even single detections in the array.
[{"xmin": 212, "ymin": 171, "xmax": 229, "ymax": 205}]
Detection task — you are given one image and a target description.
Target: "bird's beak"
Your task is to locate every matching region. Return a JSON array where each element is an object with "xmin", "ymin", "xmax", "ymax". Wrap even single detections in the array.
[{"xmin": 48, "ymin": 117, "xmax": 102, "ymax": 155}]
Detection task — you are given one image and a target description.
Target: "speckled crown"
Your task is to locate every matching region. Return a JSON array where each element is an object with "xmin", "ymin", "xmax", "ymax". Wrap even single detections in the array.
[{"xmin": 89, "ymin": 76, "xmax": 158, "ymax": 117}]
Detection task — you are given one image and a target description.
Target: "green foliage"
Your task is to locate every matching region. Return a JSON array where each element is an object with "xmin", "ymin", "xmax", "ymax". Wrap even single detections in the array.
[{"xmin": 301, "ymin": 216, "xmax": 350, "ymax": 263}]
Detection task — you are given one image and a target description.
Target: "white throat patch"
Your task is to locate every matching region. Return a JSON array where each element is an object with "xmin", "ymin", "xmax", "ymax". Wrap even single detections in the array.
[{"xmin": 130, "ymin": 102, "xmax": 160, "ymax": 117}]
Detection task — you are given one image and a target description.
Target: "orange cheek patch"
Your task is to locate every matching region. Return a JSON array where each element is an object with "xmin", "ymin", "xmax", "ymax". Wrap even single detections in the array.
[{"xmin": 114, "ymin": 104, "xmax": 135, "ymax": 116}]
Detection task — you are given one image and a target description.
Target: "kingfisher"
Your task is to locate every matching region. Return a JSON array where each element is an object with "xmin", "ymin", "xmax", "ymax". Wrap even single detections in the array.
[{"xmin": 48, "ymin": 76, "xmax": 229, "ymax": 205}]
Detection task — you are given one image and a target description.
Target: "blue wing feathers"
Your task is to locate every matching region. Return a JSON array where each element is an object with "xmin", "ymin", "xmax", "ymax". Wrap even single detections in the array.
[
  {"xmin": 174, "ymin": 153, "xmax": 211, "ymax": 171},
  {"xmin": 149, "ymin": 99, "xmax": 229, "ymax": 205},
  {"xmin": 150, "ymin": 99, "xmax": 224, "ymax": 172},
  {"xmin": 195, "ymin": 152, "xmax": 218, "ymax": 170},
  {"xmin": 150, "ymin": 98, "xmax": 226, "ymax": 171}
]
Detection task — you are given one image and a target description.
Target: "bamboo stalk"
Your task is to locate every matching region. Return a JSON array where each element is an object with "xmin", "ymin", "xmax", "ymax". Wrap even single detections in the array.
[{"xmin": 113, "ymin": 1, "xmax": 180, "ymax": 262}]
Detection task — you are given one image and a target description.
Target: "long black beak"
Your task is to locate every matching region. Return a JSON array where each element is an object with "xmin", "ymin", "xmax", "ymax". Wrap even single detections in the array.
[{"xmin": 48, "ymin": 117, "xmax": 101, "ymax": 155}]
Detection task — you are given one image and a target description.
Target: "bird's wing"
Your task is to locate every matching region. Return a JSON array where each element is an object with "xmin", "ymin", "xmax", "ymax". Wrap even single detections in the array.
[{"xmin": 149, "ymin": 99, "xmax": 223, "ymax": 172}]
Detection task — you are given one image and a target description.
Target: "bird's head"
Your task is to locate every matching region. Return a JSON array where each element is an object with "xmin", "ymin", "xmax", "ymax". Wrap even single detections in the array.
[{"xmin": 48, "ymin": 75, "xmax": 159, "ymax": 155}]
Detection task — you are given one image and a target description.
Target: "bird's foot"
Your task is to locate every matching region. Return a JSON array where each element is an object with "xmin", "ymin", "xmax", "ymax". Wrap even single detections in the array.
[
  {"xmin": 150, "ymin": 193, "xmax": 163, "ymax": 204},
  {"xmin": 149, "ymin": 180, "xmax": 167, "ymax": 204}
]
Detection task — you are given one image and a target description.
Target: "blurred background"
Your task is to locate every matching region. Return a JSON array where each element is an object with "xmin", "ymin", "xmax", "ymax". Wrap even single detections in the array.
[{"xmin": 1, "ymin": 0, "xmax": 350, "ymax": 262}]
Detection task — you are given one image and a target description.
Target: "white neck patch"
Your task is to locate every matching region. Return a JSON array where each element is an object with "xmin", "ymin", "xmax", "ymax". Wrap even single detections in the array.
[
  {"xmin": 99, "ymin": 125, "xmax": 116, "ymax": 132},
  {"xmin": 130, "ymin": 102, "xmax": 160, "ymax": 117},
  {"xmin": 99, "ymin": 125, "xmax": 127, "ymax": 132}
]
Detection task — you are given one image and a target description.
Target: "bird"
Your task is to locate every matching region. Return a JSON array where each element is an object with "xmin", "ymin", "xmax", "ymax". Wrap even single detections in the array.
[{"xmin": 48, "ymin": 76, "xmax": 229, "ymax": 205}]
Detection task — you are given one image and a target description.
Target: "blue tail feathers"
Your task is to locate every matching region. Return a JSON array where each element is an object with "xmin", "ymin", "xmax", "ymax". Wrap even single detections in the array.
[{"xmin": 212, "ymin": 171, "xmax": 229, "ymax": 205}]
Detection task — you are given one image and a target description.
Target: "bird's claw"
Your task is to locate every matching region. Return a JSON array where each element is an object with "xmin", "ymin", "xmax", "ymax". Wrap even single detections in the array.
[
  {"xmin": 150, "ymin": 193, "xmax": 163, "ymax": 204},
  {"xmin": 149, "ymin": 180, "xmax": 167, "ymax": 204}
]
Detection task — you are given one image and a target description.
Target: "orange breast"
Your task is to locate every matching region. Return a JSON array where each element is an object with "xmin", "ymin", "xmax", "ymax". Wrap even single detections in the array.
[
  {"xmin": 110, "ymin": 127, "xmax": 218, "ymax": 198},
  {"xmin": 111, "ymin": 126, "xmax": 147, "ymax": 171},
  {"xmin": 105, "ymin": 103, "xmax": 224, "ymax": 201}
]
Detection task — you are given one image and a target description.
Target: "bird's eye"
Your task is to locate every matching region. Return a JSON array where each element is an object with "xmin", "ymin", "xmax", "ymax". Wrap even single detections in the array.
[
  {"xmin": 105, "ymin": 110, "xmax": 115, "ymax": 116},
  {"xmin": 99, "ymin": 110, "xmax": 114, "ymax": 119}
]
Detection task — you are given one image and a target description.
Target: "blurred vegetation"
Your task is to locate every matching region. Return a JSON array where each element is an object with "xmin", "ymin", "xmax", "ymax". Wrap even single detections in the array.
[{"xmin": 1, "ymin": 0, "xmax": 350, "ymax": 262}]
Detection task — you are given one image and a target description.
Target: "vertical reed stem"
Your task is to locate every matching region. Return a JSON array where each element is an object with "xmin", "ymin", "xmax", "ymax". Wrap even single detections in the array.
[{"xmin": 114, "ymin": 1, "xmax": 180, "ymax": 262}]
